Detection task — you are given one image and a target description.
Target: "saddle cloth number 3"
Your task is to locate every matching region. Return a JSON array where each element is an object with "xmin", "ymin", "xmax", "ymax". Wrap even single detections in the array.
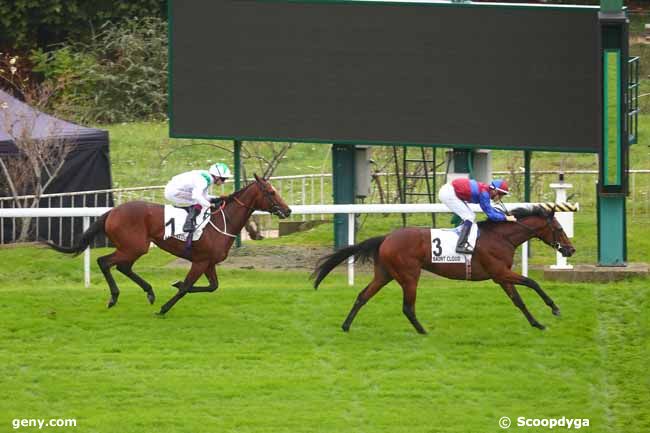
[{"xmin": 430, "ymin": 228, "xmax": 477, "ymax": 264}]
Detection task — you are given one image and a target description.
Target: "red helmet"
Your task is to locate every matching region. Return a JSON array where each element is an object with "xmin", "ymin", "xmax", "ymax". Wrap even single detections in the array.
[{"xmin": 490, "ymin": 179, "xmax": 509, "ymax": 195}]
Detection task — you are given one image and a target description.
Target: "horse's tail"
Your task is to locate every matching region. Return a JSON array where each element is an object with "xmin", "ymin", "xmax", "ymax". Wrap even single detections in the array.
[
  {"xmin": 311, "ymin": 235, "xmax": 386, "ymax": 289},
  {"xmin": 43, "ymin": 211, "xmax": 110, "ymax": 256}
]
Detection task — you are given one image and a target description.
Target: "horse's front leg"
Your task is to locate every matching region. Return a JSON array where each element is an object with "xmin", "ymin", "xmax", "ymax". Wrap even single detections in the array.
[
  {"xmin": 158, "ymin": 261, "xmax": 208, "ymax": 315},
  {"xmin": 179, "ymin": 265, "xmax": 219, "ymax": 293},
  {"xmin": 518, "ymin": 276, "xmax": 560, "ymax": 316},
  {"xmin": 499, "ymin": 282, "xmax": 545, "ymax": 330}
]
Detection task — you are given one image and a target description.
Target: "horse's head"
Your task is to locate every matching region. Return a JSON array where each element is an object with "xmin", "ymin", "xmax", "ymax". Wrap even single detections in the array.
[
  {"xmin": 251, "ymin": 174, "xmax": 292, "ymax": 219},
  {"xmin": 510, "ymin": 206, "xmax": 575, "ymax": 257},
  {"xmin": 539, "ymin": 212, "xmax": 575, "ymax": 257}
]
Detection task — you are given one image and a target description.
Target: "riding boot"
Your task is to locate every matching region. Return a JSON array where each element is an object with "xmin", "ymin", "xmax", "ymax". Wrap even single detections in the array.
[
  {"xmin": 183, "ymin": 206, "xmax": 200, "ymax": 233},
  {"xmin": 455, "ymin": 220, "xmax": 474, "ymax": 254}
]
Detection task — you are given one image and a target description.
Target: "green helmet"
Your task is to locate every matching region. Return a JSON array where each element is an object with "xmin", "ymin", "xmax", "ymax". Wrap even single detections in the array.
[{"xmin": 209, "ymin": 162, "xmax": 232, "ymax": 179}]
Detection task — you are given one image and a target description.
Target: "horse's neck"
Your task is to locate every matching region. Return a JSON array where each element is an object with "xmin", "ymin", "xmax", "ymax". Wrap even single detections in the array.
[
  {"xmin": 503, "ymin": 217, "xmax": 542, "ymax": 246},
  {"xmin": 217, "ymin": 189, "xmax": 256, "ymax": 235}
]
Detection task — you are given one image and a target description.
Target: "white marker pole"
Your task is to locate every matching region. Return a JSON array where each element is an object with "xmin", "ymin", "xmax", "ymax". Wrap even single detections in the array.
[
  {"xmin": 83, "ymin": 216, "xmax": 91, "ymax": 288},
  {"xmin": 549, "ymin": 181, "xmax": 573, "ymax": 270},
  {"xmin": 348, "ymin": 213, "xmax": 355, "ymax": 286}
]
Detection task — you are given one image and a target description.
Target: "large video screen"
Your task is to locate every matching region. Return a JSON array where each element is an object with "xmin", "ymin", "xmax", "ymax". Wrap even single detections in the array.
[{"xmin": 170, "ymin": 0, "xmax": 601, "ymax": 152}]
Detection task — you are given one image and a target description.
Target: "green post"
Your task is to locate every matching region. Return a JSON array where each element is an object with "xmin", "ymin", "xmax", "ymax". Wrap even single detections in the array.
[
  {"xmin": 600, "ymin": 0, "xmax": 623, "ymax": 13},
  {"xmin": 597, "ymin": 0, "xmax": 628, "ymax": 266},
  {"xmin": 524, "ymin": 151, "xmax": 532, "ymax": 203},
  {"xmin": 234, "ymin": 140, "xmax": 242, "ymax": 248},
  {"xmin": 598, "ymin": 195, "xmax": 626, "ymax": 266},
  {"xmin": 332, "ymin": 143, "xmax": 356, "ymax": 248}
]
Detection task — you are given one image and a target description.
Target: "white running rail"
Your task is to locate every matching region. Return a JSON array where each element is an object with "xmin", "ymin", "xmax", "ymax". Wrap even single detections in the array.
[{"xmin": 0, "ymin": 202, "xmax": 577, "ymax": 287}]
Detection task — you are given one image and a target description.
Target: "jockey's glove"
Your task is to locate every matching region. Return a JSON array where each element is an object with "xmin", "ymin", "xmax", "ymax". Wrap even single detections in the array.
[{"xmin": 210, "ymin": 195, "xmax": 228, "ymax": 207}]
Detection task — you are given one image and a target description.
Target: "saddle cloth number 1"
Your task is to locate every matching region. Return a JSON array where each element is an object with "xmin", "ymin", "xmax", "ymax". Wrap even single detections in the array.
[{"xmin": 163, "ymin": 205, "xmax": 210, "ymax": 241}]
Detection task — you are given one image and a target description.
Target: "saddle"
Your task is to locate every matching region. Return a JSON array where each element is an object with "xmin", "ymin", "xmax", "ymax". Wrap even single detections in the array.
[
  {"xmin": 163, "ymin": 205, "xmax": 211, "ymax": 242},
  {"xmin": 430, "ymin": 226, "xmax": 479, "ymax": 264}
]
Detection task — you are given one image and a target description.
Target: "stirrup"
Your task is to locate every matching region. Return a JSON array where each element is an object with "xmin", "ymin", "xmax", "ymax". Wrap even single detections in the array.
[{"xmin": 456, "ymin": 243, "xmax": 474, "ymax": 255}]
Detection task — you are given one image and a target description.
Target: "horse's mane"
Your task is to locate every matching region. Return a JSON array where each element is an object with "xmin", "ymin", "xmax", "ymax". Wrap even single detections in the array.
[
  {"xmin": 477, "ymin": 205, "xmax": 551, "ymax": 228},
  {"xmin": 223, "ymin": 180, "xmax": 256, "ymax": 203},
  {"xmin": 509, "ymin": 205, "xmax": 552, "ymax": 219}
]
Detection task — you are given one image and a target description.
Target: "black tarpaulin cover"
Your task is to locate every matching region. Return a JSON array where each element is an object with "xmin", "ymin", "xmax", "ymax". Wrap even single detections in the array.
[{"xmin": 0, "ymin": 89, "xmax": 113, "ymax": 246}]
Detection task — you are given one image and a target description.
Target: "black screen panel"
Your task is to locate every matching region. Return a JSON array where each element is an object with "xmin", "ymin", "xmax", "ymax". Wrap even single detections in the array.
[{"xmin": 170, "ymin": 0, "xmax": 601, "ymax": 152}]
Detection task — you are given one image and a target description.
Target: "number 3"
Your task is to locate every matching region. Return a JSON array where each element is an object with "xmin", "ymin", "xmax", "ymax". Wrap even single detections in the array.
[{"xmin": 432, "ymin": 237, "xmax": 442, "ymax": 256}]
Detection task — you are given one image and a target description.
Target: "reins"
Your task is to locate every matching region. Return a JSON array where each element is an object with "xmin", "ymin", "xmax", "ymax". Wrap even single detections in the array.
[
  {"xmin": 496, "ymin": 207, "xmax": 559, "ymax": 250},
  {"xmin": 496, "ymin": 199, "xmax": 542, "ymax": 240},
  {"xmin": 208, "ymin": 205, "xmax": 238, "ymax": 238},
  {"xmin": 205, "ymin": 179, "xmax": 283, "ymax": 238}
]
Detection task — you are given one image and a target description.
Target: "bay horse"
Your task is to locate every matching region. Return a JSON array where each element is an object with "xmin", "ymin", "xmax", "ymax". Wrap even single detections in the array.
[
  {"xmin": 312, "ymin": 206, "xmax": 575, "ymax": 333},
  {"xmin": 46, "ymin": 174, "xmax": 291, "ymax": 314}
]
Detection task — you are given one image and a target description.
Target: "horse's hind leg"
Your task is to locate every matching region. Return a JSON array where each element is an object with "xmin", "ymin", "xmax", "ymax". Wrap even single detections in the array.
[
  {"xmin": 390, "ymin": 266, "xmax": 427, "ymax": 334},
  {"xmin": 342, "ymin": 265, "xmax": 392, "ymax": 332},
  {"xmin": 97, "ymin": 253, "xmax": 121, "ymax": 308},
  {"xmin": 116, "ymin": 262, "xmax": 155, "ymax": 304}
]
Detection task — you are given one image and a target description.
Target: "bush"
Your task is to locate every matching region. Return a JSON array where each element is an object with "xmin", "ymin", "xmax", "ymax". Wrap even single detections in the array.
[
  {"xmin": 0, "ymin": 0, "xmax": 166, "ymax": 53},
  {"xmin": 31, "ymin": 17, "xmax": 168, "ymax": 123}
]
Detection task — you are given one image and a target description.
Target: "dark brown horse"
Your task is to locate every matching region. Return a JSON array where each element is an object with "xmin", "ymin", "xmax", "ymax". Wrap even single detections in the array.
[
  {"xmin": 46, "ymin": 175, "xmax": 291, "ymax": 314},
  {"xmin": 312, "ymin": 206, "xmax": 575, "ymax": 333}
]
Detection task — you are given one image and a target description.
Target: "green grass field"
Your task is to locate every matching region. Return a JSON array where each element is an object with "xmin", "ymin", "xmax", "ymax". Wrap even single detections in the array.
[
  {"xmin": 3, "ymin": 36, "xmax": 650, "ymax": 433},
  {"xmin": 0, "ymin": 246, "xmax": 648, "ymax": 433}
]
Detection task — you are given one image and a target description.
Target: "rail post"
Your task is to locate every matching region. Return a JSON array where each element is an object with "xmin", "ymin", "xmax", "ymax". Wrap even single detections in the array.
[
  {"xmin": 83, "ymin": 216, "xmax": 91, "ymax": 288},
  {"xmin": 348, "ymin": 213, "xmax": 355, "ymax": 286}
]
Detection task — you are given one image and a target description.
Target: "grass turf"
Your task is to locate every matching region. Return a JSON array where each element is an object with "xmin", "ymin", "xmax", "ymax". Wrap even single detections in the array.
[{"xmin": 0, "ymin": 246, "xmax": 648, "ymax": 433}]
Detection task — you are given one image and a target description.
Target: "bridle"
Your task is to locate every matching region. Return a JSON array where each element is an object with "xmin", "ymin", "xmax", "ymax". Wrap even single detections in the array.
[
  {"xmin": 254, "ymin": 180, "xmax": 288, "ymax": 217},
  {"xmin": 207, "ymin": 179, "xmax": 288, "ymax": 238},
  {"xmin": 496, "ymin": 200, "xmax": 563, "ymax": 251},
  {"xmin": 511, "ymin": 216, "xmax": 562, "ymax": 251},
  {"xmin": 227, "ymin": 179, "xmax": 287, "ymax": 217}
]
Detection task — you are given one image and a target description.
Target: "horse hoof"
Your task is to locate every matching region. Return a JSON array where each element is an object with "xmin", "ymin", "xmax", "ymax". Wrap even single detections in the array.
[
  {"xmin": 107, "ymin": 299, "xmax": 117, "ymax": 309},
  {"xmin": 147, "ymin": 292, "xmax": 156, "ymax": 305},
  {"xmin": 341, "ymin": 324, "xmax": 350, "ymax": 332},
  {"xmin": 172, "ymin": 281, "xmax": 183, "ymax": 290},
  {"xmin": 417, "ymin": 329, "xmax": 428, "ymax": 335},
  {"xmin": 156, "ymin": 310, "xmax": 166, "ymax": 316},
  {"xmin": 552, "ymin": 308, "xmax": 561, "ymax": 317},
  {"xmin": 533, "ymin": 323, "xmax": 546, "ymax": 330}
]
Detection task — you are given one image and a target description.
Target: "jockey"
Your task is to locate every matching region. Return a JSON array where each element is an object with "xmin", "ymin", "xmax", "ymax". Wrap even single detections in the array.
[
  {"xmin": 164, "ymin": 162, "xmax": 233, "ymax": 233},
  {"xmin": 438, "ymin": 178, "xmax": 516, "ymax": 254}
]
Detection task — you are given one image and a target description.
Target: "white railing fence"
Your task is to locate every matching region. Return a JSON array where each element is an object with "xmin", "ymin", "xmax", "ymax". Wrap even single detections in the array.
[
  {"xmin": 0, "ymin": 202, "xmax": 577, "ymax": 288},
  {"xmin": 1, "ymin": 168, "xmax": 643, "ymax": 245}
]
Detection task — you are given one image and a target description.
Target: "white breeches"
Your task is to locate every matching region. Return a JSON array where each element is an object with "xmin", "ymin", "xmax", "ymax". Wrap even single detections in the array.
[
  {"xmin": 164, "ymin": 185, "xmax": 197, "ymax": 207},
  {"xmin": 438, "ymin": 183, "xmax": 475, "ymax": 222}
]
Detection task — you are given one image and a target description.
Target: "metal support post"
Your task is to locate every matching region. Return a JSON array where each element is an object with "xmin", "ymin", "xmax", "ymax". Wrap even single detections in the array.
[
  {"xmin": 332, "ymin": 144, "xmax": 356, "ymax": 248},
  {"xmin": 234, "ymin": 140, "xmax": 242, "ymax": 247}
]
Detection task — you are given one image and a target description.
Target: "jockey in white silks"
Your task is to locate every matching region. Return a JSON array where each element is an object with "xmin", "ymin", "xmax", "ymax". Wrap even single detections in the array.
[{"xmin": 164, "ymin": 162, "xmax": 233, "ymax": 233}]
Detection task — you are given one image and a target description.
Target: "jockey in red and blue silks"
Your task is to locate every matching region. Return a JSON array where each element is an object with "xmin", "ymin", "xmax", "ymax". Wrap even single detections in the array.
[{"xmin": 438, "ymin": 178, "xmax": 516, "ymax": 254}]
